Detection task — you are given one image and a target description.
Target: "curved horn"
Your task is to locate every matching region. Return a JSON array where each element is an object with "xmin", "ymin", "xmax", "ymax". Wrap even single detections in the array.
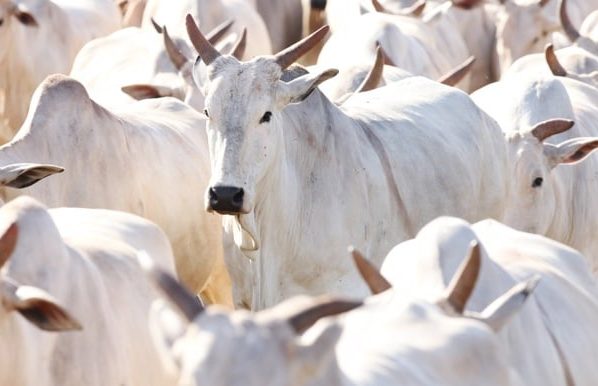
[
  {"xmin": 274, "ymin": 25, "xmax": 330, "ymax": 69},
  {"xmin": 444, "ymin": 241, "xmax": 481, "ymax": 314},
  {"xmin": 531, "ymin": 119, "xmax": 575, "ymax": 142},
  {"xmin": 539, "ymin": 0, "xmax": 550, "ymax": 6},
  {"xmin": 288, "ymin": 297, "xmax": 363, "ymax": 334},
  {"xmin": 400, "ymin": 0, "xmax": 426, "ymax": 16},
  {"xmin": 206, "ymin": 19, "xmax": 235, "ymax": 45},
  {"xmin": 544, "ymin": 44, "xmax": 567, "ymax": 77},
  {"xmin": 0, "ymin": 223, "xmax": 18, "ymax": 268},
  {"xmin": 138, "ymin": 252, "xmax": 204, "ymax": 322},
  {"xmin": 163, "ymin": 27, "xmax": 189, "ymax": 70},
  {"xmin": 438, "ymin": 56, "xmax": 476, "ymax": 86},
  {"xmin": 559, "ymin": 0, "xmax": 580, "ymax": 42},
  {"xmin": 185, "ymin": 14, "xmax": 222, "ymax": 65},
  {"xmin": 451, "ymin": 0, "xmax": 482, "ymax": 9},
  {"xmin": 355, "ymin": 45, "xmax": 385, "ymax": 93},
  {"xmin": 229, "ymin": 28, "xmax": 247, "ymax": 60},
  {"xmin": 376, "ymin": 42, "xmax": 396, "ymax": 66},
  {"xmin": 150, "ymin": 17, "xmax": 163, "ymax": 34},
  {"xmin": 373, "ymin": 0, "xmax": 426, "ymax": 16},
  {"xmin": 349, "ymin": 246, "xmax": 391, "ymax": 294}
]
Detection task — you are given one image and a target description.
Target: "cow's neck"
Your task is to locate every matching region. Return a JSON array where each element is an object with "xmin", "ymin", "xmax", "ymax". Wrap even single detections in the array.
[{"xmin": 244, "ymin": 90, "xmax": 367, "ymax": 308}]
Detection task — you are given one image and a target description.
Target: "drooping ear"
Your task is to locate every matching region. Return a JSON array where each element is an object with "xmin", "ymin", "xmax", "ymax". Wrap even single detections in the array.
[
  {"xmin": 121, "ymin": 84, "xmax": 178, "ymax": 100},
  {"xmin": 277, "ymin": 68, "xmax": 338, "ymax": 106},
  {"xmin": 545, "ymin": 137, "xmax": 598, "ymax": 166},
  {"xmin": 469, "ymin": 275, "xmax": 539, "ymax": 331},
  {"xmin": 0, "ymin": 163, "xmax": 64, "ymax": 189},
  {"xmin": 2, "ymin": 283, "xmax": 82, "ymax": 331},
  {"xmin": 291, "ymin": 321, "xmax": 342, "ymax": 383}
]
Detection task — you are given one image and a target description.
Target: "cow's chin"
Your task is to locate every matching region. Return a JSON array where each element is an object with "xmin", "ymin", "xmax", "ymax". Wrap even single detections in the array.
[{"xmin": 227, "ymin": 212, "xmax": 258, "ymax": 253}]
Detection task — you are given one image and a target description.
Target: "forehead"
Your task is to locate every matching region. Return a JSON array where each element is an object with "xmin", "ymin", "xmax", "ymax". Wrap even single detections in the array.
[{"xmin": 204, "ymin": 57, "xmax": 282, "ymax": 103}]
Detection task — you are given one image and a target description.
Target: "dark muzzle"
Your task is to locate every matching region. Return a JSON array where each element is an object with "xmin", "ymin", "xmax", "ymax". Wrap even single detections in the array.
[{"xmin": 208, "ymin": 186, "xmax": 244, "ymax": 214}]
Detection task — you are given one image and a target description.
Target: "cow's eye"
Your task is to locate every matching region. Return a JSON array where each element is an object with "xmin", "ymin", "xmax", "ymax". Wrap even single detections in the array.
[
  {"xmin": 260, "ymin": 112, "xmax": 272, "ymax": 124},
  {"xmin": 203, "ymin": 109, "xmax": 209, "ymax": 118},
  {"xmin": 15, "ymin": 11, "xmax": 37, "ymax": 27},
  {"xmin": 532, "ymin": 177, "xmax": 543, "ymax": 188}
]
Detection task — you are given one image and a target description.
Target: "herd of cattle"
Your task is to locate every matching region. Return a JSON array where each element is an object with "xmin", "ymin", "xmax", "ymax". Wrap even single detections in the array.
[{"xmin": 1, "ymin": 0, "xmax": 598, "ymax": 384}]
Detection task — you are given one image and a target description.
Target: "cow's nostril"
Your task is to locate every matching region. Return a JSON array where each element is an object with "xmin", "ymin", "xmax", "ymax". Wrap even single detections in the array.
[
  {"xmin": 209, "ymin": 187, "xmax": 218, "ymax": 203},
  {"xmin": 0, "ymin": 19, "xmax": 4, "ymax": 27},
  {"xmin": 233, "ymin": 189, "xmax": 244, "ymax": 205}
]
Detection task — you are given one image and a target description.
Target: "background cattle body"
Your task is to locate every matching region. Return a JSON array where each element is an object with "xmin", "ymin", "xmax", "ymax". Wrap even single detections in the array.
[
  {"xmin": 0, "ymin": 196, "xmax": 176, "ymax": 386},
  {"xmin": 382, "ymin": 216, "xmax": 598, "ymax": 385},
  {"xmin": 0, "ymin": 0, "xmax": 120, "ymax": 142},
  {"xmin": 472, "ymin": 74, "xmax": 598, "ymax": 273},
  {"xmin": 0, "ymin": 75, "xmax": 230, "ymax": 304}
]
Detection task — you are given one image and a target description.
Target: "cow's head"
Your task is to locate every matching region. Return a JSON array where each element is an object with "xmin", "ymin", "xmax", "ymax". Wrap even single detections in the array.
[
  {"xmin": 145, "ymin": 242, "xmax": 536, "ymax": 386},
  {"xmin": 503, "ymin": 119, "xmax": 598, "ymax": 234},
  {"xmin": 495, "ymin": 0, "xmax": 560, "ymax": 76},
  {"xmin": 0, "ymin": 219, "xmax": 80, "ymax": 331},
  {"xmin": 141, "ymin": 252, "xmax": 358, "ymax": 386},
  {"xmin": 184, "ymin": 15, "xmax": 337, "ymax": 216}
]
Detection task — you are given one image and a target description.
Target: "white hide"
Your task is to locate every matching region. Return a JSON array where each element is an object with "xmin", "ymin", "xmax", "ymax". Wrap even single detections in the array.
[
  {"xmin": 382, "ymin": 216, "xmax": 598, "ymax": 385},
  {"xmin": 254, "ymin": 0, "xmax": 303, "ymax": 52},
  {"xmin": 472, "ymin": 75, "xmax": 598, "ymax": 273},
  {"xmin": 151, "ymin": 288, "xmax": 522, "ymax": 386},
  {"xmin": 0, "ymin": 74, "xmax": 229, "ymax": 303},
  {"xmin": 317, "ymin": 11, "xmax": 472, "ymax": 91},
  {"xmin": 198, "ymin": 52, "xmax": 507, "ymax": 309},
  {"xmin": 0, "ymin": 0, "xmax": 120, "ymax": 141},
  {"xmin": 70, "ymin": 27, "xmax": 188, "ymax": 107},
  {"xmin": 504, "ymin": 44, "xmax": 598, "ymax": 87},
  {"xmin": 493, "ymin": 0, "xmax": 598, "ymax": 76},
  {"xmin": 0, "ymin": 196, "xmax": 177, "ymax": 386},
  {"xmin": 141, "ymin": 0, "xmax": 272, "ymax": 58}
]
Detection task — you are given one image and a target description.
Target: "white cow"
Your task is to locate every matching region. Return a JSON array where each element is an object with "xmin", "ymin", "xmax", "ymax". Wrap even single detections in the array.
[
  {"xmin": 0, "ymin": 0, "xmax": 120, "ymax": 142},
  {"xmin": 317, "ymin": 9, "xmax": 472, "ymax": 91},
  {"xmin": 0, "ymin": 74, "xmax": 231, "ymax": 305},
  {"xmin": 503, "ymin": 2, "xmax": 598, "ymax": 86},
  {"xmin": 493, "ymin": 0, "xmax": 598, "ymax": 76},
  {"xmin": 186, "ymin": 20, "xmax": 508, "ymax": 309},
  {"xmin": 144, "ymin": 226, "xmax": 533, "ymax": 386},
  {"xmin": 141, "ymin": 0, "xmax": 272, "ymax": 58},
  {"xmin": 382, "ymin": 216, "xmax": 598, "ymax": 385},
  {"xmin": 70, "ymin": 20, "xmax": 236, "ymax": 108},
  {"xmin": 472, "ymin": 74, "xmax": 598, "ymax": 272},
  {"xmin": 0, "ymin": 195, "xmax": 177, "ymax": 386}
]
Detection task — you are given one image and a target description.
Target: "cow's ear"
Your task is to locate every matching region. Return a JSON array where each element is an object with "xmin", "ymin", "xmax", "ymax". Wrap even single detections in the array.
[
  {"xmin": 276, "ymin": 69, "xmax": 338, "ymax": 106},
  {"xmin": 2, "ymin": 283, "xmax": 81, "ymax": 331},
  {"xmin": 148, "ymin": 300, "xmax": 187, "ymax": 372},
  {"xmin": 545, "ymin": 137, "xmax": 598, "ymax": 167},
  {"xmin": 121, "ymin": 84, "xmax": 177, "ymax": 100},
  {"xmin": 0, "ymin": 163, "xmax": 64, "ymax": 189},
  {"xmin": 468, "ymin": 276, "xmax": 539, "ymax": 331},
  {"xmin": 290, "ymin": 321, "xmax": 341, "ymax": 381}
]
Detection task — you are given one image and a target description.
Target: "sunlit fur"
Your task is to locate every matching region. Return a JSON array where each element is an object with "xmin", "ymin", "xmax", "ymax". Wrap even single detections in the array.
[
  {"xmin": 0, "ymin": 75, "xmax": 229, "ymax": 303},
  {"xmin": 0, "ymin": 0, "xmax": 120, "ymax": 141},
  {"xmin": 472, "ymin": 75, "xmax": 598, "ymax": 273},
  {"xmin": 141, "ymin": 0, "xmax": 272, "ymax": 58},
  {"xmin": 198, "ymin": 52, "xmax": 507, "ymax": 309},
  {"xmin": 0, "ymin": 196, "xmax": 176, "ymax": 386},
  {"xmin": 382, "ymin": 216, "xmax": 598, "ymax": 385}
]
